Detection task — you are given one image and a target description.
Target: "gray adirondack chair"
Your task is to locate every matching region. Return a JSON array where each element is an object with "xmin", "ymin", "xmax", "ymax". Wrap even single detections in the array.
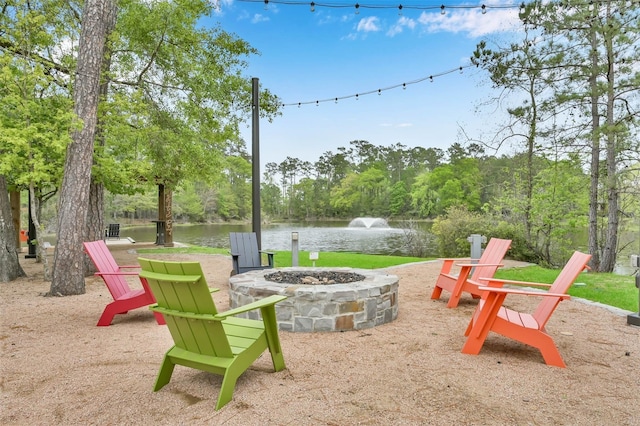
[{"xmin": 229, "ymin": 232, "xmax": 274, "ymax": 275}]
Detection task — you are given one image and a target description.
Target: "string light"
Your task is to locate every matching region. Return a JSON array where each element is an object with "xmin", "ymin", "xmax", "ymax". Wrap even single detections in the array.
[
  {"xmin": 281, "ymin": 63, "xmax": 475, "ymax": 107},
  {"xmin": 236, "ymin": 0, "xmax": 636, "ymax": 14}
]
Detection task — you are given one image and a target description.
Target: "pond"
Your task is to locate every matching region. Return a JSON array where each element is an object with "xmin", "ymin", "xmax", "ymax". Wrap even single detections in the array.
[{"xmin": 121, "ymin": 220, "xmax": 431, "ymax": 257}]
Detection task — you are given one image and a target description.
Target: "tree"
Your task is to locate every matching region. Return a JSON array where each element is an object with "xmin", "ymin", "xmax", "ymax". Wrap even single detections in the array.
[
  {"xmin": 51, "ymin": 0, "xmax": 115, "ymax": 296},
  {"xmin": 0, "ymin": 0, "xmax": 76, "ymax": 271},
  {"xmin": 475, "ymin": 0, "xmax": 640, "ymax": 271},
  {"xmin": 0, "ymin": 175, "xmax": 26, "ymax": 282}
]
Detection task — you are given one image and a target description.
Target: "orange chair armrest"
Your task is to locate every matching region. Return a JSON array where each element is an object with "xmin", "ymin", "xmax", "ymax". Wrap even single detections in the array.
[
  {"xmin": 478, "ymin": 277, "xmax": 552, "ymax": 288},
  {"xmin": 478, "ymin": 286, "xmax": 570, "ymax": 299},
  {"xmin": 440, "ymin": 258, "xmax": 472, "ymax": 262},
  {"xmin": 456, "ymin": 263, "xmax": 504, "ymax": 268}
]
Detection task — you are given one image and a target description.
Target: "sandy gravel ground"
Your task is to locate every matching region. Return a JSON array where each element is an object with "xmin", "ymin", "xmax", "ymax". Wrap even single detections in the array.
[{"xmin": 1, "ymin": 243, "xmax": 639, "ymax": 425}]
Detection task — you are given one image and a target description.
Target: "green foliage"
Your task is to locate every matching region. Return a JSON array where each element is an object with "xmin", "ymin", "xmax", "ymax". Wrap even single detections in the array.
[
  {"xmin": 411, "ymin": 159, "xmax": 482, "ymax": 218},
  {"xmin": 389, "ymin": 181, "xmax": 410, "ymax": 217},
  {"xmin": 431, "ymin": 206, "xmax": 491, "ymax": 257},
  {"xmin": 174, "ymin": 183, "xmax": 206, "ymax": 222},
  {"xmin": 489, "ymin": 221, "xmax": 542, "ymax": 264},
  {"xmin": 0, "ymin": 0, "xmax": 75, "ymax": 191}
]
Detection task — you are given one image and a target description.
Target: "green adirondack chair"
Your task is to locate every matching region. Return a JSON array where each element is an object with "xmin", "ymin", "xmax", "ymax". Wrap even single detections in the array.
[{"xmin": 138, "ymin": 258, "xmax": 287, "ymax": 410}]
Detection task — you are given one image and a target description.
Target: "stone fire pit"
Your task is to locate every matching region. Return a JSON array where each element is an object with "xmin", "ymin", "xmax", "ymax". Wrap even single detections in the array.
[{"xmin": 229, "ymin": 267, "xmax": 399, "ymax": 332}]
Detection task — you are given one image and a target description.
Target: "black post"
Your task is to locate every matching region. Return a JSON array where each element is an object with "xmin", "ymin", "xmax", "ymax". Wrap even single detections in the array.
[
  {"xmin": 251, "ymin": 77, "xmax": 261, "ymax": 249},
  {"xmin": 25, "ymin": 191, "xmax": 36, "ymax": 259}
]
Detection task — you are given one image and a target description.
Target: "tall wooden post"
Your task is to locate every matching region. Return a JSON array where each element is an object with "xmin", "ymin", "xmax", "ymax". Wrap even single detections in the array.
[
  {"xmin": 251, "ymin": 77, "xmax": 261, "ymax": 249},
  {"xmin": 26, "ymin": 191, "xmax": 36, "ymax": 258},
  {"xmin": 164, "ymin": 187, "xmax": 173, "ymax": 247},
  {"xmin": 154, "ymin": 184, "xmax": 166, "ymax": 245},
  {"xmin": 9, "ymin": 191, "xmax": 20, "ymax": 249}
]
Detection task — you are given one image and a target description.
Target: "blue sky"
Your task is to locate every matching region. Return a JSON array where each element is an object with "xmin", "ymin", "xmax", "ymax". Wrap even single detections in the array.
[{"xmin": 207, "ymin": 1, "xmax": 522, "ymax": 166}]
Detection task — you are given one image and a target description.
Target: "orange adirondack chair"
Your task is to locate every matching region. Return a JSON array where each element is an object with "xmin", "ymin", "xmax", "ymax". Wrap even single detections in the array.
[
  {"xmin": 461, "ymin": 251, "xmax": 591, "ymax": 367},
  {"xmin": 430, "ymin": 238, "xmax": 512, "ymax": 308},
  {"xmin": 83, "ymin": 240, "xmax": 165, "ymax": 326}
]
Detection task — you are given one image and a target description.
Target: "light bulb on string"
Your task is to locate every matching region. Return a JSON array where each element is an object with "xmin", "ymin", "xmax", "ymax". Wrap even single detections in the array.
[
  {"xmin": 356, "ymin": 94, "xmax": 359, "ymax": 100},
  {"xmin": 355, "ymin": 3, "xmax": 360, "ymax": 14},
  {"xmin": 316, "ymin": 100, "xmax": 319, "ymax": 106},
  {"xmin": 335, "ymin": 98, "xmax": 338, "ymax": 104},
  {"xmin": 440, "ymin": 5, "xmax": 445, "ymax": 15},
  {"xmin": 398, "ymin": 4, "xmax": 403, "ymax": 16},
  {"xmin": 481, "ymin": 4, "xmax": 486, "ymax": 14},
  {"xmin": 264, "ymin": 0, "xmax": 268, "ymax": 10},
  {"xmin": 402, "ymin": 83, "xmax": 406, "ymax": 90},
  {"xmin": 310, "ymin": 2, "xmax": 315, "ymax": 12},
  {"xmin": 459, "ymin": 66, "xmax": 463, "ymax": 74},
  {"xmin": 429, "ymin": 76, "xmax": 433, "ymax": 82},
  {"xmin": 378, "ymin": 89, "xmax": 382, "ymax": 95}
]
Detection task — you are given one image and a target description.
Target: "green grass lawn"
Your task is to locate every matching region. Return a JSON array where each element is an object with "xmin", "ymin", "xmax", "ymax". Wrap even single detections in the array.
[{"xmin": 137, "ymin": 245, "xmax": 639, "ymax": 312}]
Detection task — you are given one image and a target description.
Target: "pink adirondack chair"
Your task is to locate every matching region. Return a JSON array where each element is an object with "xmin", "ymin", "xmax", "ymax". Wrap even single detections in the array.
[
  {"xmin": 461, "ymin": 251, "xmax": 592, "ymax": 367},
  {"xmin": 83, "ymin": 240, "xmax": 165, "ymax": 326},
  {"xmin": 430, "ymin": 238, "xmax": 512, "ymax": 308}
]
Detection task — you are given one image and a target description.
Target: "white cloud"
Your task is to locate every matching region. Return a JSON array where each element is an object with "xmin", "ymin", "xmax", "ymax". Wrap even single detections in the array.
[
  {"xmin": 251, "ymin": 13, "xmax": 270, "ymax": 24},
  {"xmin": 356, "ymin": 16, "xmax": 381, "ymax": 33},
  {"xmin": 417, "ymin": 9, "xmax": 520, "ymax": 38},
  {"xmin": 387, "ymin": 16, "xmax": 417, "ymax": 37}
]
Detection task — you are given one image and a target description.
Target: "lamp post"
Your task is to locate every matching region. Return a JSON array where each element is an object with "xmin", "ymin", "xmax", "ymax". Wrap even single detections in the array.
[{"xmin": 291, "ymin": 232, "xmax": 299, "ymax": 266}]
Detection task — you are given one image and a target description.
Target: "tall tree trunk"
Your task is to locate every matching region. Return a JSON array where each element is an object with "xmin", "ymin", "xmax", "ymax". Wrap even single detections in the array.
[
  {"xmin": 0, "ymin": 175, "xmax": 26, "ymax": 282},
  {"xmin": 85, "ymin": 0, "xmax": 117, "ymax": 275},
  {"xmin": 600, "ymin": 10, "xmax": 619, "ymax": 272},
  {"xmin": 50, "ymin": 0, "xmax": 115, "ymax": 296},
  {"xmin": 587, "ymin": 27, "xmax": 601, "ymax": 271}
]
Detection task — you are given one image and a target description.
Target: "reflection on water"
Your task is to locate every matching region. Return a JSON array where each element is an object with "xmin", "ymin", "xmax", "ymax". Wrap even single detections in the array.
[{"xmin": 123, "ymin": 221, "xmax": 430, "ymax": 257}]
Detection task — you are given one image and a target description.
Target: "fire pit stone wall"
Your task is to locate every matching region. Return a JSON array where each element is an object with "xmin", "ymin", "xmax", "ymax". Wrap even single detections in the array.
[{"xmin": 228, "ymin": 267, "xmax": 399, "ymax": 332}]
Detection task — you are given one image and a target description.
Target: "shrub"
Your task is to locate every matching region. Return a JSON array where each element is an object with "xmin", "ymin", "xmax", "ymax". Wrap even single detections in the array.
[{"xmin": 431, "ymin": 206, "xmax": 490, "ymax": 257}]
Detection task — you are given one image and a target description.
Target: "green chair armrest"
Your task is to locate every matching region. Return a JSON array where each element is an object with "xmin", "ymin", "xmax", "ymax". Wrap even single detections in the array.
[
  {"xmin": 215, "ymin": 295, "xmax": 287, "ymax": 319},
  {"xmin": 149, "ymin": 305, "xmax": 220, "ymax": 321},
  {"xmin": 139, "ymin": 271, "xmax": 202, "ymax": 282},
  {"xmin": 150, "ymin": 294, "xmax": 285, "ymax": 320}
]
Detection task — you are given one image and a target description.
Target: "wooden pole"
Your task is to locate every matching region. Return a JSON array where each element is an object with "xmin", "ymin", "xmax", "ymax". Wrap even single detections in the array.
[{"xmin": 251, "ymin": 77, "xmax": 261, "ymax": 249}]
